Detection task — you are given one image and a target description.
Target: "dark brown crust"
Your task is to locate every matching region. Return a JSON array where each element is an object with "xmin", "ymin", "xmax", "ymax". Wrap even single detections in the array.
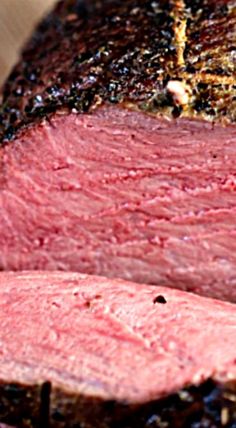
[
  {"xmin": 0, "ymin": 0, "xmax": 235, "ymax": 143},
  {"xmin": 49, "ymin": 379, "xmax": 236, "ymax": 428},
  {"xmin": 0, "ymin": 382, "xmax": 43, "ymax": 428},
  {"xmin": 0, "ymin": 379, "xmax": 236, "ymax": 427}
]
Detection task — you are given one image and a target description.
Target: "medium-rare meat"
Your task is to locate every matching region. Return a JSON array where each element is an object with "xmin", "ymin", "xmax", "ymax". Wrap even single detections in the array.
[
  {"xmin": 0, "ymin": 271, "xmax": 235, "ymax": 427},
  {"xmin": 0, "ymin": 0, "xmax": 235, "ymax": 301}
]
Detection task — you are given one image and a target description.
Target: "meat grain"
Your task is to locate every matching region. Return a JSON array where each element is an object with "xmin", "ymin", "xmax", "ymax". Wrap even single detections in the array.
[
  {"xmin": 0, "ymin": 271, "xmax": 235, "ymax": 427},
  {"xmin": 0, "ymin": 0, "xmax": 235, "ymax": 301}
]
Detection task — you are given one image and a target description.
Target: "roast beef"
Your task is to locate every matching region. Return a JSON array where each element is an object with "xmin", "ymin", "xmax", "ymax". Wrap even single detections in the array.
[
  {"xmin": 0, "ymin": 426, "xmax": 16, "ymax": 428},
  {"xmin": 0, "ymin": 425, "xmax": 16, "ymax": 428},
  {"xmin": 0, "ymin": 271, "xmax": 235, "ymax": 427},
  {"xmin": 0, "ymin": 0, "xmax": 236, "ymax": 301}
]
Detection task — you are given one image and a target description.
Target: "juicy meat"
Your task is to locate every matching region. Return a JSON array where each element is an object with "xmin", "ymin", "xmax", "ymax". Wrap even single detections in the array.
[
  {"xmin": 0, "ymin": 0, "xmax": 235, "ymax": 301},
  {"xmin": 0, "ymin": 271, "xmax": 235, "ymax": 427},
  {"xmin": 1, "ymin": 107, "xmax": 236, "ymax": 302}
]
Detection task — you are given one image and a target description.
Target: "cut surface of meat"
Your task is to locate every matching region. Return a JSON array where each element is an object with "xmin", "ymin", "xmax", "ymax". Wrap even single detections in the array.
[
  {"xmin": 0, "ymin": 0, "xmax": 236, "ymax": 301},
  {"xmin": 0, "ymin": 271, "xmax": 235, "ymax": 427},
  {"xmin": 1, "ymin": 107, "xmax": 236, "ymax": 301}
]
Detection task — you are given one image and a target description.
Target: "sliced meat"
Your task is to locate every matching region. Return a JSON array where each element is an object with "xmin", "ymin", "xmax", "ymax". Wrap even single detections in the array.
[
  {"xmin": 0, "ymin": 0, "xmax": 236, "ymax": 301},
  {"xmin": 0, "ymin": 272, "xmax": 236, "ymax": 427},
  {"xmin": 0, "ymin": 425, "xmax": 17, "ymax": 428}
]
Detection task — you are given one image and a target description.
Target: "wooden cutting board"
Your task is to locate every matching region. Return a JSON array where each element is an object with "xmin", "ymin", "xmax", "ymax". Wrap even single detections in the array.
[{"xmin": 0, "ymin": 0, "xmax": 57, "ymax": 86}]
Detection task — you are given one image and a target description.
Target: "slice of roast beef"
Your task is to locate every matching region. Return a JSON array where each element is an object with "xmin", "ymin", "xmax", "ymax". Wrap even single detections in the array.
[
  {"xmin": 0, "ymin": 426, "xmax": 17, "ymax": 428},
  {"xmin": 0, "ymin": 0, "xmax": 236, "ymax": 301},
  {"xmin": 0, "ymin": 425, "xmax": 17, "ymax": 428},
  {"xmin": 0, "ymin": 271, "xmax": 235, "ymax": 427}
]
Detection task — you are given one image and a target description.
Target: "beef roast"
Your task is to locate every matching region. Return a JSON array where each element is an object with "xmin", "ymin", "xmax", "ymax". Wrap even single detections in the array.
[
  {"xmin": 0, "ymin": 271, "xmax": 235, "ymax": 427},
  {"xmin": 0, "ymin": 0, "xmax": 236, "ymax": 301}
]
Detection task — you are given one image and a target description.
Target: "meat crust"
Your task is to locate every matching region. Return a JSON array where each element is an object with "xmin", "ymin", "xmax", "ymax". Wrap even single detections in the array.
[{"xmin": 0, "ymin": 0, "xmax": 235, "ymax": 142}]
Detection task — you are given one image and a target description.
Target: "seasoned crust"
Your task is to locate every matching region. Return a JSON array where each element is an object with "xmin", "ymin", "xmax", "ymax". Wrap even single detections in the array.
[
  {"xmin": 0, "ymin": 379, "xmax": 235, "ymax": 427},
  {"xmin": 49, "ymin": 379, "xmax": 236, "ymax": 428},
  {"xmin": 0, "ymin": 0, "xmax": 235, "ymax": 143}
]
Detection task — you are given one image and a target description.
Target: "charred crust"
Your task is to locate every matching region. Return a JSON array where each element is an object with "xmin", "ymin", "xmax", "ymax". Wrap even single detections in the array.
[
  {"xmin": 39, "ymin": 381, "xmax": 51, "ymax": 428},
  {"xmin": 0, "ymin": 0, "xmax": 235, "ymax": 143},
  {"xmin": 0, "ymin": 379, "xmax": 235, "ymax": 427},
  {"xmin": 48, "ymin": 379, "xmax": 236, "ymax": 428},
  {"xmin": 0, "ymin": 382, "xmax": 42, "ymax": 427}
]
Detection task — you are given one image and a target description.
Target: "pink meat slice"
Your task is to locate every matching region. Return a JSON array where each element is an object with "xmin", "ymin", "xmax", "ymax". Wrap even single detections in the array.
[
  {"xmin": 1, "ymin": 106, "xmax": 236, "ymax": 301},
  {"xmin": 0, "ymin": 271, "xmax": 235, "ymax": 427},
  {"xmin": 0, "ymin": 425, "xmax": 17, "ymax": 428},
  {"xmin": 0, "ymin": 0, "xmax": 235, "ymax": 302}
]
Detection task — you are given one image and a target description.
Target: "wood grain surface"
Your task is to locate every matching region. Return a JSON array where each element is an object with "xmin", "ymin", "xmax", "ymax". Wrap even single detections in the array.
[{"xmin": 0, "ymin": 0, "xmax": 57, "ymax": 86}]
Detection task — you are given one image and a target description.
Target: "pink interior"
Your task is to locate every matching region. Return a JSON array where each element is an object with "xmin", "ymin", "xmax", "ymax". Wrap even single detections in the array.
[
  {"xmin": 0, "ymin": 271, "xmax": 236, "ymax": 405},
  {"xmin": 0, "ymin": 106, "xmax": 236, "ymax": 301}
]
